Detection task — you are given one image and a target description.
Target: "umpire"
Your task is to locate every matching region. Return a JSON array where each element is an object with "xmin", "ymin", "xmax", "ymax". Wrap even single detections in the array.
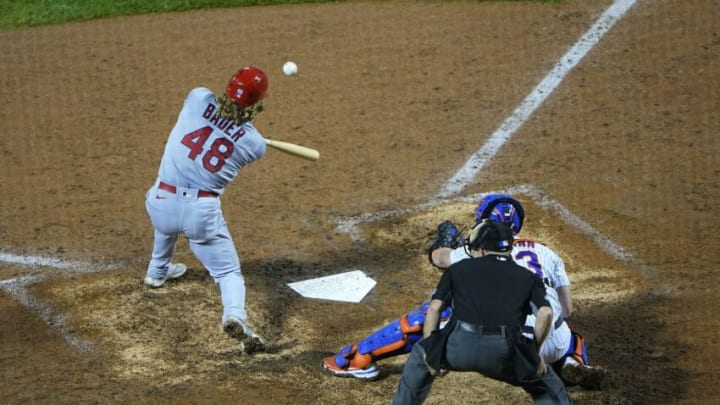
[{"xmin": 392, "ymin": 219, "xmax": 571, "ymax": 405}]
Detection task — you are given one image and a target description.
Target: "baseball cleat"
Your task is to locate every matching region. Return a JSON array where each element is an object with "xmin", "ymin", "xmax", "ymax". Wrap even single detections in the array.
[
  {"xmin": 223, "ymin": 317, "xmax": 266, "ymax": 355},
  {"xmin": 143, "ymin": 263, "xmax": 187, "ymax": 288},
  {"xmin": 322, "ymin": 356, "xmax": 380, "ymax": 380},
  {"xmin": 561, "ymin": 358, "xmax": 609, "ymax": 390}
]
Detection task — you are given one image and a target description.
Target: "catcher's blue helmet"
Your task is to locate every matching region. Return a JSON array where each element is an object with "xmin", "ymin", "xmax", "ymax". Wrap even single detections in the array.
[{"xmin": 474, "ymin": 194, "xmax": 525, "ymax": 235}]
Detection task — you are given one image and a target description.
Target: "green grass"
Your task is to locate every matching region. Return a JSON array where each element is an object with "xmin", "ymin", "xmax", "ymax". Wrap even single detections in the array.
[
  {"xmin": 0, "ymin": 0, "xmax": 339, "ymax": 31},
  {"xmin": 0, "ymin": 0, "xmax": 564, "ymax": 31}
]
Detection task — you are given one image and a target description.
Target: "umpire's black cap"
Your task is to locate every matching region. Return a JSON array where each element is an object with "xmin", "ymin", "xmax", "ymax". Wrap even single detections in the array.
[{"xmin": 468, "ymin": 219, "xmax": 514, "ymax": 252}]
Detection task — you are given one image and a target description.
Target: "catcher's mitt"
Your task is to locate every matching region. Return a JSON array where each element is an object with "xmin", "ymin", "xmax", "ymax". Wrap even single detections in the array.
[{"xmin": 426, "ymin": 220, "xmax": 464, "ymax": 266}]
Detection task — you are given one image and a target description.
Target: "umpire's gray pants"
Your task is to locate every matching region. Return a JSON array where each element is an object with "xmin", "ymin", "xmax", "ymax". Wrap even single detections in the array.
[{"xmin": 392, "ymin": 327, "xmax": 571, "ymax": 405}]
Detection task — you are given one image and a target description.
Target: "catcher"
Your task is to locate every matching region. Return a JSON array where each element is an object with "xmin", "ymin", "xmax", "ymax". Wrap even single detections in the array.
[{"xmin": 322, "ymin": 194, "xmax": 608, "ymax": 389}]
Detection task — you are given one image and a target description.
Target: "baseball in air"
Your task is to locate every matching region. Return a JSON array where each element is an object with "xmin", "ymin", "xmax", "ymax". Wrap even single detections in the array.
[{"xmin": 283, "ymin": 61, "xmax": 298, "ymax": 76}]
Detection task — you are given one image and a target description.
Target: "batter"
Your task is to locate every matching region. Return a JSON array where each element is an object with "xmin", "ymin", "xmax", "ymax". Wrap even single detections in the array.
[{"xmin": 144, "ymin": 66, "xmax": 269, "ymax": 355}]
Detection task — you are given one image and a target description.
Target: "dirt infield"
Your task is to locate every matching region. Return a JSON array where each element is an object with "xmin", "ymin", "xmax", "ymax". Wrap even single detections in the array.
[{"xmin": 1, "ymin": 0, "xmax": 719, "ymax": 403}]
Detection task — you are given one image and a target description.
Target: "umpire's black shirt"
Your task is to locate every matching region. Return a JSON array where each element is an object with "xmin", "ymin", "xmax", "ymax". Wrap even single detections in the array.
[{"xmin": 431, "ymin": 254, "xmax": 549, "ymax": 327}]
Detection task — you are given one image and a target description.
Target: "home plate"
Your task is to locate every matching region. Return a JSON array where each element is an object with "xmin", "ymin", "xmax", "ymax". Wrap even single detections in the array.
[{"xmin": 287, "ymin": 270, "xmax": 377, "ymax": 303}]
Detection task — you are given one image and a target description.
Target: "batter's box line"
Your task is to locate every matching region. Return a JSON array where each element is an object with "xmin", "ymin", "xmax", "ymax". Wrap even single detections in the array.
[
  {"xmin": 0, "ymin": 253, "xmax": 119, "ymax": 351},
  {"xmin": 334, "ymin": 183, "xmax": 642, "ymax": 270},
  {"xmin": 0, "ymin": 274, "xmax": 94, "ymax": 351}
]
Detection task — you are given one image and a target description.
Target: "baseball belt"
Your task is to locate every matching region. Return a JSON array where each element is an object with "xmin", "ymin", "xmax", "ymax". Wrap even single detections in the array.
[{"xmin": 158, "ymin": 181, "xmax": 218, "ymax": 198}]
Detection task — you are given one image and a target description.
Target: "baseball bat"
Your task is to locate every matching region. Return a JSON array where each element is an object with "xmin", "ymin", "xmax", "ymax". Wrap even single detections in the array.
[{"xmin": 265, "ymin": 139, "xmax": 319, "ymax": 161}]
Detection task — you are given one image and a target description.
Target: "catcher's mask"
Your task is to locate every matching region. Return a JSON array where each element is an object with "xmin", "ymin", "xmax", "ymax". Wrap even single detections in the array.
[
  {"xmin": 226, "ymin": 66, "xmax": 269, "ymax": 107},
  {"xmin": 474, "ymin": 194, "xmax": 525, "ymax": 235},
  {"xmin": 466, "ymin": 219, "xmax": 514, "ymax": 252}
]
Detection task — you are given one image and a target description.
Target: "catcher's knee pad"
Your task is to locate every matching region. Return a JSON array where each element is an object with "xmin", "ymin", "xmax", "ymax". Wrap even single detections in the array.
[{"xmin": 564, "ymin": 331, "xmax": 590, "ymax": 366}]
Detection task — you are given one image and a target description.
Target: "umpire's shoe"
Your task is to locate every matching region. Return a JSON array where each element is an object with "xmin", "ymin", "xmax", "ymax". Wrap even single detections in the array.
[
  {"xmin": 223, "ymin": 316, "xmax": 266, "ymax": 355},
  {"xmin": 144, "ymin": 263, "xmax": 187, "ymax": 288}
]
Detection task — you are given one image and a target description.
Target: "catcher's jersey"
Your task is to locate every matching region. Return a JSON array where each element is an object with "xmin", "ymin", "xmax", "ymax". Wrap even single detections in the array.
[
  {"xmin": 449, "ymin": 238, "xmax": 570, "ymax": 290},
  {"xmin": 156, "ymin": 87, "xmax": 266, "ymax": 196},
  {"xmin": 508, "ymin": 238, "xmax": 570, "ymax": 290}
]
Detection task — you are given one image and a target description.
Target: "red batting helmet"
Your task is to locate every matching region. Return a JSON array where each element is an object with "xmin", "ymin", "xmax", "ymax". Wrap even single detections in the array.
[{"xmin": 225, "ymin": 66, "xmax": 268, "ymax": 107}]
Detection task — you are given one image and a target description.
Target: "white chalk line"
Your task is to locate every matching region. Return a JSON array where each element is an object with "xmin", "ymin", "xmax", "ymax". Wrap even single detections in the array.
[
  {"xmin": 512, "ymin": 185, "xmax": 637, "ymax": 265},
  {"xmin": 0, "ymin": 253, "xmax": 81, "ymax": 269},
  {"xmin": 1, "ymin": 275, "xmax": 95, "ymax": 351},
  {"xmin": 335, "ymin": 184, "xmax": 640, "ymax": 267},
  {"xmin": 0, "ymin": 252, "xmax": 118, "ymax": 273},
  {"xmin": 437, "ymin": 0, "xmax": 637, "ymax": 199},
  {"xmin": 0, "ymin": 253, "xmax": 119, "ymax": 350}
]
